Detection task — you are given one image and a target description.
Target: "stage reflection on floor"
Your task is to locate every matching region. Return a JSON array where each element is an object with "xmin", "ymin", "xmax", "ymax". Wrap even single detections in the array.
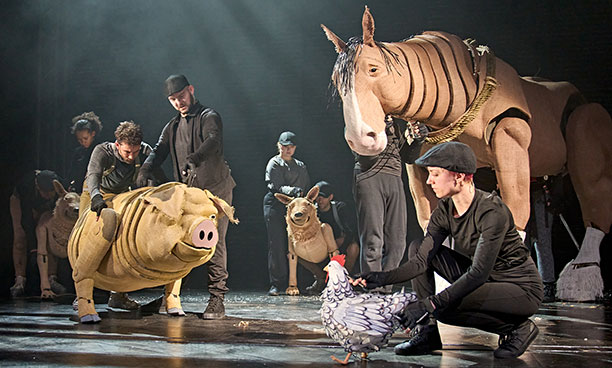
[{"xmin": 0, "ymin": 290, "xmax": 610, "ymax": 367}]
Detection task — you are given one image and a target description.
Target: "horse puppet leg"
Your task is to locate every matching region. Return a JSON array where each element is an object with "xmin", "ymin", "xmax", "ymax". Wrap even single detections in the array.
[
  {"xmin": 406, "ymin": 163, "xmax": 438, "ymax": 231},
  {"xmin": 490, "ymin": 117, "xmax": 532, "ymax": 232},
  {"xmin": 557, "ymin": 103, "xmax": 612, "ymax": 301}
]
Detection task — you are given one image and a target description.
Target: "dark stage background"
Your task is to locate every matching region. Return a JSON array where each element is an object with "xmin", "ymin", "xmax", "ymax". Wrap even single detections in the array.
[{"xmin": 1, "ymin": 0, "xmax": 610, "ymax": 296}]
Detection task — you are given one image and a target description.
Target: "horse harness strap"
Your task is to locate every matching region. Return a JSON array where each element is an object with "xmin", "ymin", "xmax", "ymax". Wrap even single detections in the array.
[{"xmin": 424, "ymin": 47, "xmax": 498, "ymax": 144}]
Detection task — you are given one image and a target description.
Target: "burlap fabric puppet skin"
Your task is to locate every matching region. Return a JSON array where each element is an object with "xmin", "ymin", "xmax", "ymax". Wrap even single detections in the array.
[{"xmin": 68, "ymin": 182, "xmax": 238, "ymax": 323}]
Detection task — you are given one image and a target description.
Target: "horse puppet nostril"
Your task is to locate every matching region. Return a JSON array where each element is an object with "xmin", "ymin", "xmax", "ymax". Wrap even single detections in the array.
[
  {"xmin": 294, "ymin": 212, "xmax": 303, "ymax": 218},
  {"xmin": 366, "ymin": 131, "xmax": 377, "ymax": 138}
]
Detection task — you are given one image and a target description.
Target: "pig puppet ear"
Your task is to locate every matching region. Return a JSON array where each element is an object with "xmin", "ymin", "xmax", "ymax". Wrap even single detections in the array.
[
  {"xmin": 204, "ymin": 189, "xmax": 239, "ymax": 224},
  {"xmin": 143, "ymin": 185, "xmax": 185, "ymax": 221}
]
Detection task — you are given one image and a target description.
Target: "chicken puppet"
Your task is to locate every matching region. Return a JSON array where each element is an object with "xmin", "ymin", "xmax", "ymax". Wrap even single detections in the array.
[
  {"xmin": 320, "ymin": 255, "xmax": 418, "ymax": 364},
  {"xmin": 68, "ymin": 182, "xmax": 237, "ymax": 323}
]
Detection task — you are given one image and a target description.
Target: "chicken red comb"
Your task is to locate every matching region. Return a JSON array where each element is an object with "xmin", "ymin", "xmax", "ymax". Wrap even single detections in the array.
[{"xmin": 331, "ymin": 254, "xmax": 346, "ymax": 267}]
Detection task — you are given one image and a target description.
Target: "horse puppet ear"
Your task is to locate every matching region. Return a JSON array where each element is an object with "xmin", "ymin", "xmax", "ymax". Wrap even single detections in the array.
[
  {"xmin": 274, "ymin": 192, "xmax": 293, "ymax": 205},
  {"xmin": 321, "ymin": 24, "xmax": 347, "ymax": 54},
  {"xmin": 362, "ymin": 5, "xmax": 376, "ymax": 47},
  {"xmin": 306, "ymin": 185, "xmax": 319, "ymax": 202}
]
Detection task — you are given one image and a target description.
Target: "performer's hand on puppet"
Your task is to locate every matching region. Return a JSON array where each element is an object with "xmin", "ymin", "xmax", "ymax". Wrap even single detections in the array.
[
  {"xmin": 135, "ymin": 168, "xmax": 155, "ymax": 188},
  {"xmin": 90, "ymin": 194, "xmax": 107, "ymax": 217}
]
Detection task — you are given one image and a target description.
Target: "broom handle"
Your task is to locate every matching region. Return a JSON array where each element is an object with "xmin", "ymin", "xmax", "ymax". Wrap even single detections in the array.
[{"xmin": 559, "ymin": 214, "xmax": 580, "ymax": 250}]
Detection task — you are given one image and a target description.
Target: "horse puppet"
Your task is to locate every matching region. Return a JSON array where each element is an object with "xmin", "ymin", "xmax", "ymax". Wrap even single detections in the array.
[{"xmin": 321, "ymin": 6, "xmax": 612, "ymax": 301}]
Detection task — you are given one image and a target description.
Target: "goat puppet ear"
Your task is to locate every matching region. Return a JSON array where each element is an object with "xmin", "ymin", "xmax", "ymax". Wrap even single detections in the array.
[
  {"xmin": 306, "ymin": 185, "xmax": 319, "ymax": 202},
  {"xmin": 274, "ymin": 193, "xmax": 293, "ymax": 205}
]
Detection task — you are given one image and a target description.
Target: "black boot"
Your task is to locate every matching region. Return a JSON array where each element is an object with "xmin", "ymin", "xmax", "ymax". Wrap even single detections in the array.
[
  {"xmin": 201, "ymin": 295, "xmax": 225, "ymax": 319},
  {"xmin": 108, "ymin": 291, "xmax": 140, "ymax": 310},
  {"xmin": 304, "ymin": 279, "xmax": 325, "ymax": 296},
  {"xmin": 542, "ymin": 282, "xmax": 556, "ymax": 303},
  {"xmin": 494, "ymin": 319, "xmax": 539, "ymax": 359},
  {"xmin": 394, "ymin": 323, "xmax": 442, "ymax": 355}
]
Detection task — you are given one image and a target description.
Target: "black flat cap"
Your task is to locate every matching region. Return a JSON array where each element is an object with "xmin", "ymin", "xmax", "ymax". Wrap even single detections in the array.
[
  {"xmin": 278, "ymin": 131, "xmax": 297, "ymax": 146},
  {"xmin": 36, "ymin": 170, "xmax": 59, "ymax": 192},
  {"xmin": 164, "ymin": 74, "xmax": 190, "ymax": 96},
  {"xmin": 415, "ymin": 141, "xmax": 477, "ymax": 174},
  {"xmin": 315, "ymin": 181, "xmax": 333, "ymax": 197}
]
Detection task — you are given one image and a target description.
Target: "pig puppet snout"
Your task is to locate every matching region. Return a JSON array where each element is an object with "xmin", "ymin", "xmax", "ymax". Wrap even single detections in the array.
[{"xmin": 190, "ymin": 219, "xmax": 219, "ymax": 249}]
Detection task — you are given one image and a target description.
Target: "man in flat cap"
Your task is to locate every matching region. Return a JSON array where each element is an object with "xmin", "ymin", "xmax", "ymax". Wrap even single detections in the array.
[
  {"xmin": 137, "ymin": 74, "xmax": 235, "ymax": 319},
  {"xmin": 353, "ymin": 142, "xmax": 543, "ymax": 359}
]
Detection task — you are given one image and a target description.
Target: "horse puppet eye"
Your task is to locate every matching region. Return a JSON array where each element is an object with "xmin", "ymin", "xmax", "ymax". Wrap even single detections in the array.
[{"xmin": 369, "ymin": 67, "xmax": 378, "ymax": 74}]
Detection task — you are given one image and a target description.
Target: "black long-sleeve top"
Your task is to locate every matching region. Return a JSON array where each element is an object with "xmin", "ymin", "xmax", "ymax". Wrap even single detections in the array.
[{"xmin": 384, "ymin": 189, "xmax": 543, "ymax": 310}]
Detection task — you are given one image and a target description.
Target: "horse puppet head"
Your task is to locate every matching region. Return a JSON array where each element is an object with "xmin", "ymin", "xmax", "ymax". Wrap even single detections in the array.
[{"xmin": 322, "ymin": 6, "xmax": 410, "ymax": 156}]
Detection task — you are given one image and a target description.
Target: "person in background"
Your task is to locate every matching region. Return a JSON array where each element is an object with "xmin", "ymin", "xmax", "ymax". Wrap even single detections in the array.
[
  {"xmin": 9, "ymin": 170, "xmax": 61, "ymax": 297},
  {"xmin": 353, "ymin": 142, "xmax": 543, "ymax": 359},
  {"xmin": 67, "ymin": 112, "xmax": 102, "ymax": 193},
  {"xmin": 263, "ymin": 131, "xmax": 310, "ymax": 296},
  {"xmin": 136, "ymin": 74, "xmax": 236, "ymax": 319}
]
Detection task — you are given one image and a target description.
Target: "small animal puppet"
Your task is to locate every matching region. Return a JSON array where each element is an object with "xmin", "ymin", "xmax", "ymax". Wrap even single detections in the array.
[
  {"xmin": 275, "ymin": 185, "xmax": 339, "ymax": 296},
  {"xmin": 36, "ymin": 180, "xmax": 80, "ymax": 299},
  {"xmin": 68, "ymin": 182, "xmax": 238, "ymax": 323},
  {"xmin": 320, "ymin": 255, "xmax": 417, "ymax": 365}
]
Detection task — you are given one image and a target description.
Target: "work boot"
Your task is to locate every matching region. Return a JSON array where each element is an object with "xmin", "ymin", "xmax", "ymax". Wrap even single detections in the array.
[
  {"xmin": 107, "ymin": 291, "xmax": 140, "ymax": 310},
  {"xmin": 268, "ymin": 285, "xmax": 280, "ymax": 296},
  {"xmin": 394, "ymin": 323, "xmax": 442, "ymax": 355},
  {"xmin": 542, "ymin": 282, "xmax": 556, "ymax": 303},
  {"xmin": 10, "ymin": 276, "xmax": 26, "ymax": 298},
  {"xmin": 49, "ymin": 275, "xmax": 68, "ymax": 295},
  {"xmin": 494, "ymin": 319, "xmax": 539, "ymax": 359},
  {"xmin": 305, "ymin": 279, "xmax": 325, "ymax": 296},
  {"xmin": 201, "ymin": 295, "xmax": 225, "ymax": 319}
]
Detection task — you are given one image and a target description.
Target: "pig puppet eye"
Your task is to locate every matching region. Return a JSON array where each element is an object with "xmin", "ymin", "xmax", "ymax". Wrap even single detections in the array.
[{"xmin": 190, "ymin": 219, "xmax": 219, "ymax": 249}]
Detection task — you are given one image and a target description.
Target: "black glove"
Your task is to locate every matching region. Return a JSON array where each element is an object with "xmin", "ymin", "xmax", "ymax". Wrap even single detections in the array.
[
  {"xmin": 181, "ymin": 161, "xmax": 197, "ymax": 177},
  {"xmin": 136, "ymin": 169, "xmax": 155, "ymax": 188},
  {"xmin": 355, "ymin": 271, "xmax": 389, "ymax": 290},
  {"xmin": 90, "ymin": 194, "xmax": 107, "ymax": 217},
  {"xmin": 400, "ymin": 299, "xmax": 435, "ymax": 330},
  {"xmin": 408, "ymin": 121, "xmax": 429, "ymax": 142}
]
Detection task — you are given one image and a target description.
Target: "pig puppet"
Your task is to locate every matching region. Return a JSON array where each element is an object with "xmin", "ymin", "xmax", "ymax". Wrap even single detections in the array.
[{"xmin": 68, "ymin": 182, "xmax": 238, "ymax": 323}]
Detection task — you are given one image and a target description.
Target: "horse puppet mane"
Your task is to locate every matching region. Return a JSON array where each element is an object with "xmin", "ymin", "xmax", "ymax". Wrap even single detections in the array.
[{"xmin": 330, "ymin": 31, "xmax": 507, "ymax": 139}]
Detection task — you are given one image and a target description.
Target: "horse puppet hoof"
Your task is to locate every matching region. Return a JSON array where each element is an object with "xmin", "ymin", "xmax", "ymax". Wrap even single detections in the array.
[
  {"xmin": 80, "ymin": 314, "xmax": 101, "ymax": 324},
  {"xmin": 286, "ymin": 286, "xmax": 300, "ymax": 296}
]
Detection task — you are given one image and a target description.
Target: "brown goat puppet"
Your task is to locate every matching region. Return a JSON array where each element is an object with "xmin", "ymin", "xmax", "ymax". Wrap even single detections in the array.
[
  {"xmin": 68, "ymin": 182, "xmax": 238, "ymax": 323},
  {"xmin": 275, "ymin": 186, "xmax": 339, "ymax": 296},
  {"xmin": 36, "ymin": 180, "xmax": 80, "ymax": 299}
]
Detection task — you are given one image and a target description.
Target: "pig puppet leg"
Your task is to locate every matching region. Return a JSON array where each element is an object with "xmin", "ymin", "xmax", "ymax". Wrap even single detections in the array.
[
  {"xmin": 165, "ymin": 279, "xmax": 185, "ymax": 316},
  {"xmin": 72, "ymin": 208, "xmax": 118, "ymax": 323}
]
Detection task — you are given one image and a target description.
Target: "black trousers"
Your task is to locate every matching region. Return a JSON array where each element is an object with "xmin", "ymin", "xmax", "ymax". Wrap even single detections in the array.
[
  {"xmin": 263, "ymin": 192, "xmax": 288, "ymax": 288},
  {"xmin": 409, "ymin": 241, "xmax": 541, "ymax": 335},
  {"xmin": 353, "ymin": 171, "xmax": 406, "ymax": 292}
]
